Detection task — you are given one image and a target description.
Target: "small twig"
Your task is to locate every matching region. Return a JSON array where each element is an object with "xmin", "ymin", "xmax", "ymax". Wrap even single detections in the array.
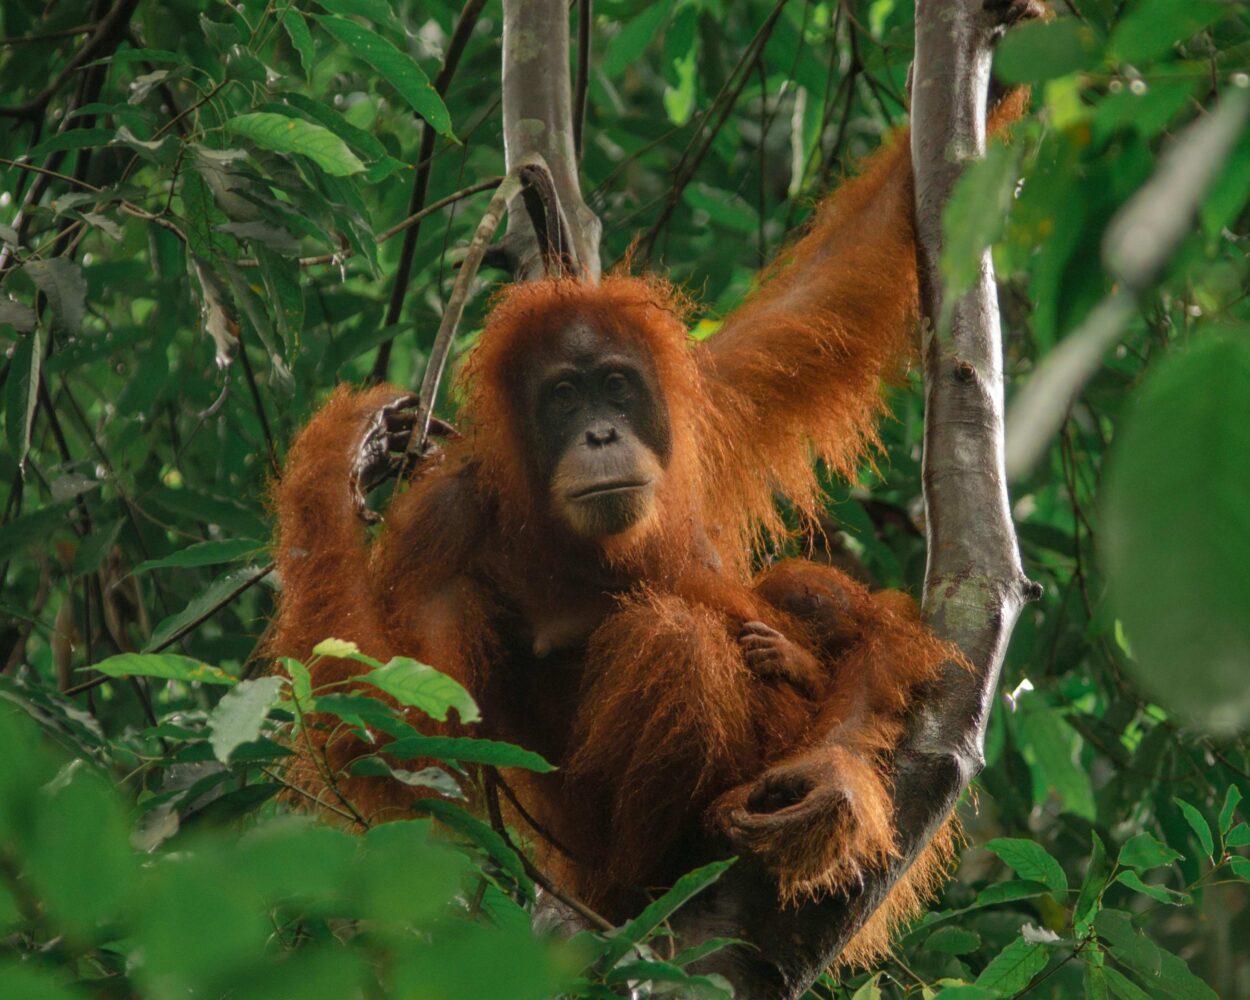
[
  {"xmin": 494, "ymin": 771, "xmax": 583, "ymax": 862},
  {"xmin": 0, "ymin": 23, "xmax": 94, "ymax": 46},
  {"xmin": 483, "ymin": 770, "xmax": 614, "ymax": 933},
  {"xmin": 401, "ymin": 171, "xmax": 523, "ymax": 466}
]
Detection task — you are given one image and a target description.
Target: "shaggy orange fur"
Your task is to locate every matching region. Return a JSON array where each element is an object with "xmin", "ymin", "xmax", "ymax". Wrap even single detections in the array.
[{"xmin": 270, "ymin": 92, "xmax": 1028, "ymax": 968}]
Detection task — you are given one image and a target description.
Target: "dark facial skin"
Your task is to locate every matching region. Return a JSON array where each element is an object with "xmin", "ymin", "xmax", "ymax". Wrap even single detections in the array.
[{"xmin": 522, "ymin": 324, "xmax": 672, "ymax": 540}]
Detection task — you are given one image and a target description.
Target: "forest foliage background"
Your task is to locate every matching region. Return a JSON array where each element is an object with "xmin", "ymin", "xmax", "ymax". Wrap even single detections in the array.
[{"xmin": 1, "ymin": 0, "xmax": 1249, "ymax": 997}]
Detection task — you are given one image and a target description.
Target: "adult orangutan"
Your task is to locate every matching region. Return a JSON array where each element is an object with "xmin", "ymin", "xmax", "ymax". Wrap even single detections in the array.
[{"xmin": 271, "ymin": 50, "xmax": 1036, "ymax": 967}]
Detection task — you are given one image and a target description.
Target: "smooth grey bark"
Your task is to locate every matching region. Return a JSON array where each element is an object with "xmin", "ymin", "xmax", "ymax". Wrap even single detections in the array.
[
  {"xmin": 501, "ymin": 0, "xmax": 601, "ymax": 280},
  {"xmin": 498, "ymin": 1, "xmax": 1032, "ymax": 995}
]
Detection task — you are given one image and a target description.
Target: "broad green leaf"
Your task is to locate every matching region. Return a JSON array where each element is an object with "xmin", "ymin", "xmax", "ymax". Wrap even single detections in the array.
[
  {"xmin": 0, "ymin": 964, "xmax": 84, "ymax": 1000},
  {"xmin": 603, "ymin": 1, "xmax": 671, "ymax": 77},
  {"xmin": 1085, "ymin": 963, "xmax": 1111, "ymax": 1000},
  {"xmin": 27, "ymin": 127, "xmax": 113, "ymax": 159},
  {"xmin": 1075, "ymin": 832, "xmax": 1111, "ymax": 933},
  {"xmin": 926, "ymin": 927, "xmax": 981, "ymax": 955},
  {"xmin": 145, "ymin": 566, "xmax": 271, "ymax": 652},
  {"xmin": 278, "ymin": 92, "xmax": 387, "ymax": 160},
  {"xmin": 683, "ymin": 183, "xmax": 759, "ymax": 234},
  {"xmin": 311, "ymin": 693, "xmax": 417, "ymax": 739},
  {"xmin": 414, "ymin": 797, "xmax": 534, "ymax": 900},
  {"xmin": 361, "ymin": 657, "xmax": 480, "ymax": 724},
  {"xmin": 314, "ymin": 0, "xmax": 399, "ymax": 30},
  {"xmin": 1114, "ymin": 870, "xmax": 1188, "ymax": 905},
  {"xmin": 1095, "ymin": 909, "xmax": 1217, "ymax": 999},
  {"xmin": 23, "ymin": 258, "xmax": 86, "ymax": 334},
  {"xmin": 973, "ymin": 879, "xmax": 1052, "ymax": 907},
  {"xmin": 1104, "ymin": 337, "xmax": 1250, "ymax": 734},
  {"xmin": 24, "ymin": 766, "xmax": 136, "ymax": 938},
  {"xmin": 1226, "ymin": 823, "xmax": 1250, "ymax": 848},
  {"xmin": 315, "ymin": 16, "xmax": 452, "ymax": 137},
  {"xmin": 1228, "ymin": 856, "xmax": 1250, "ymax": 880},
  {"xmin": 973, "ymin": 938, "xmax": 1049, "ymax": 993},
  {"xmin": 1110, "ymin": 0, "xmax": 1227, "ymax": 63},
  {"xmin": 942, "ymin": 141, "xmax": 1019, "ymax": 303},
  {"xmin": 384, "ymin": 734, "xmax": 554, "ymax": 773},
  {"xmin": 313, "ymin": 637, "xmax": 361, "ymax": 659},
  {"xmin": 90, "ymin": 652, "xmax": 236, "ymax": 685},
  {"xmin": 995, "ymin": 18, "xmax": 1102, "ymax": 85},
  {"xmin": 350, "ymin": 758, "xmax": 465, "ymax": 798},
  {"xmin": 605, "ymin": 959, "xmax": 732, "ymax": 998},
  {"xmin": 226, "ymin": 112, "xmax": 365, "ymax": 176},
  {"xmin": 1117, "ymin": 832, "xmax": 1182, "ymax": 871},
  {"xmin": 208, "ymin": 676, "xmax": 287, "ymax": 762},
  {"xmin": 282, "ymin": 657, "xmax": 313, "ymax": 709},
  {"xmin": 282, "ymin": 8, "xmax": 316, "ymax": 78},
  {"xmin": 1174, "ymin": 797, "xmax": 1215, "ymax": 860},
  {"xmin": 133, "ymin": 538, "xmax": 265, "ymax": 573},
  {"xmin": 605, "ymin": 859, "xmax": 736, "ymax": 967},
  {"xmin": 983, "ymin": 838, "xmax": 1068, "ymax": 894},
  {"xmin": 1219, "ymin": 784, "xmax": 1242, "ymax": 837},
  {"xmin": 1102, "ymin": 967, "xmax": 1151, "ymax": 1000},
  {"xmin": 73, "ymin": 517, "xmax": 124, "ymax": 576},
  {"xmin": 4, "ymin": 329, "xmax": 41, "ymax": 471}
]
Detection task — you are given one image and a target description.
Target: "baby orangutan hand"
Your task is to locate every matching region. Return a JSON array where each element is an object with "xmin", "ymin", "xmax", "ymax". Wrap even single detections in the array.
[{"xmin": 737, "ymin": 621, "xmax": 829, "ymax": 700}]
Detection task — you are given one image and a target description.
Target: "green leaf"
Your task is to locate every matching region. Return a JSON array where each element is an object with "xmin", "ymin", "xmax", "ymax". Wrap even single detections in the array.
[
  {"xmin": 1110, "ymin": 0, "xmax": 1228, "ymax": 64},
  {"xmin": 1096, "ymin": 909, "xmax": 1217, "ymax": 1000},
  {"xmin": 133, "ymin": 538, "xmax": 265, "ymax": 573},
  {"xmin": 603, "ymin": 2, "xmax": 670, "ymax": 77},
  {"xmin": 926, "ymin": 927, "xmax": 981, "ymax": 955},
  {"xmin": 361, "ymin": 657, "xmax": 480, "ymax": 724},
  {"xmin": 314, "ymin": 16, "xmax": 453, "ymax": 137},
  {"xmin": 995, "ymin": 18, "xmax": 1103, "ymax": 85},
  {"xmin": 1226, "ymin": 823, "xmax": 1250, "ymax": 848},
  {"xmin": 683, "ymin": 182, "xmax": 759, "ymax": 234},
  {"xmin": 1219, "ymin": 784, "xmax": 1242, "ymax": 837},
  {"xmin": 974, "ymin": 938, "xmax": 1049, "ymax": 994},
  {"xmin": 226, "ymin": 112, "xmax": 366, "ymax": 176},
  {"xmin": 1076, "ymin": 832, "xmax": 1111, "ymax": 934},
  {"xmin": 605, "ymin": 859, "xmax": 736, "ymax": 967},
  {"xmin": 91, "ymin": 652, "xmax": 236, "ymax": 685},
  {"xmin": 350, "ymin": 758, "xmax": 465, "ymax": 797},
  {"xmin": 278, "ymin": 92, "xmax": 387, "ymax": 160},
  {"xmin": 384, "ymin": 734, "xmax": 554, "ymax": 773},
  {"xmin": 1174, "ymin": 797, "xmax": 1215, "ymax": 860},
  {"xmin": 313, "ymin": 637, "xmax": 363, "ymax": 659},
  {"xmin": 282, "ymin": 8, "xmax": 316, "ymax": 78},
  {"xmin": 27, "ymin": 127, "xmax": 114, "ymax": 159},
  {"xmin": 73, "ymin": 517, "xmax": 124, "ymax": 576},
  {"xmin": 23, "ymin": 258, "xmax": 86, "ymax": 334},
  {"xmin": 0, "ymin": 962, "xmax": 87, "ymax": 999},
  {"xmin": 208, "ymin": 676, "xmax": 287, "ymax": 763},
  {"xmin": 145, "ymin": 566, "xmax": 271, "ymax": 652},
  {"xmin": 1102, "ymin": 967, "xmax": 1152, "ymax": 1000},
  {"xmin": 1229, "ymin": 856, "xmax": 1250, "ymax": 880},
  {"xmin": 311, "ymin": 692, "xmax": 415, "ymax": 738},
  {"xmin": 1117, "ymin": 832, "xmax": 1182, "ymax": 871},
  {"xmin": 983, "ymin": 838, "xmax": 1068, "ymax": 894},
  {"xmin": 414, "ymin": 797, "xmax": 534, "ymax": 900},
  {"xmin": 1114, "ymin": 870, "xmax": 1188, "ymax": 905},
  {"xmin": 314, "ymin": 0, "xmax": 400, "ymax": 30},
  {"xmin": 1104, "ymin": 337, "xmax": 1250, "ymax": 734},
  {"xmin": 4, "ymin": 329, "xmax": 41, "ymax": 472},
  {"xmin": 973, "ymin": 879, "xmax": 1052, "ymax": 907},
  {"xmin": 941, "ymin": 141, "xmax": 1020, "ymax": 303}
]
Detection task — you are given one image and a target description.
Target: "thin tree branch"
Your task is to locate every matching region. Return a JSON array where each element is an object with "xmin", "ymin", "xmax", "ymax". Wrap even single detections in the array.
[{"xmin": 573, "ymin": 0, "xmax": 592, "ymax": 161}]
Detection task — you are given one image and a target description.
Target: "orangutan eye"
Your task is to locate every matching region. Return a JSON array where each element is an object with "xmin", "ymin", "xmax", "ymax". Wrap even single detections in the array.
[
  {"xmin": 604, "ymin": 372, "xmax": 631, "ymax": 400},
  {"xmin": 552, "ymin": 381, "xmax": 579, "ymax": 411}
]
